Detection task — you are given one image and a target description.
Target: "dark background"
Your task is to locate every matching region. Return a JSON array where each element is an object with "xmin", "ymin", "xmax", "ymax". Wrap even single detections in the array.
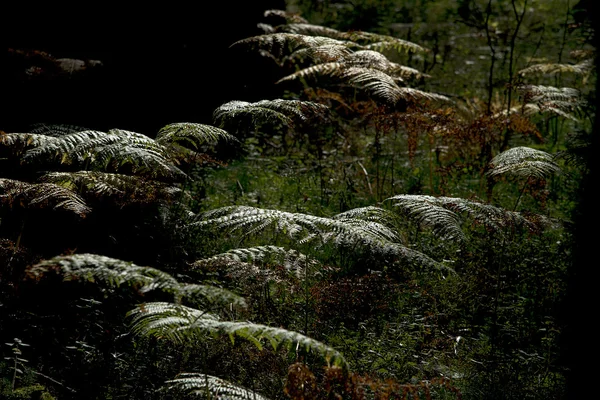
[{"xmin": 2, "ymin": 1, "xmax": 285, "ymax": 134}]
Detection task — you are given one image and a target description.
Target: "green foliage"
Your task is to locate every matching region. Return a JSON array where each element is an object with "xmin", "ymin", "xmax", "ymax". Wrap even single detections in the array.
[{"xmin": 0, "ymin": 1, "xmax": 591, "ymax": 399}]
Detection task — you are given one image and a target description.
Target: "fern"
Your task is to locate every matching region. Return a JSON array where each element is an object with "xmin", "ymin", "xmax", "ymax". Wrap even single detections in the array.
[
  {"xmin": 166, "ymin": 373, "xmax": 270, "ymax": 400},
  {"xmin": 274, "ymin": 24, "xmax": 428, "ymax": 54},
  {"xmin": 518, "ymin": 59, "xmax": 593, "ymax": 77},
  {"xmin": 278, "ymin": 63, "xmax": 447, "ymax": 106},
  {"xmin": 128, "ymin": 302, "xmax": 348, "ymax": 368},
  {"xmin": 387, "ymin": 194, "xmax": 559, "ymax": 239},
  {"xmin": 0, "ymin": 178, "xmax": 91, "ymax": 217},
  {"xmin": 264, "ymin": 9, "xmax": 308, "ymax": 24},
  {"xmin": 19, "ymin": 129, "xmax": 185, "ymax": 179},
  {"xmin": 231, "ymin": 33, "xmax": 356, "ymax": 61},
  {"xmin": 156, "ymin": 123, "xmax": 237, "ymax": 150},
  {"xmin": 26, "ymin": 253, "xmax": 180, "ymax": 294},
  {"xmin": 39, "ymin": 171, "xmax": 183, "ymax": 204},
  {"xmin": 25, "ymin": 254, "xmax": 247, "ymax": 311},
  {"xmin": 191, "ymin": 206, "xmax": 446, "ymax": 272},
  {"xmin": 487, "ymin": 147, "xmax": 561, "ymax": 181}
]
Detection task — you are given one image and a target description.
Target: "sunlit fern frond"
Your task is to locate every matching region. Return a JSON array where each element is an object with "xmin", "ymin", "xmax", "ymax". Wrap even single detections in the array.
[
  {"xmin": 570, "ymin": 49, "xmax": 595, "ymax": 60},
  {"xmin": 388, "ymin": 195, "xmax": 465, "ymax": 242},
  {"xmin": 166, "ymin": 373, "xmax": 270, "ymax": 400},
  {"xmin": 264, "ymin": 9, "xmax": 309, "ymax": 24},
  {"xmin": 287, "ymin": 44, "xmax": 353, "ymax": 64},
  {"xmin": 343, "ymin": 31, "xmax": 428, "ymax": 54},
  {"xmin": 231, "ymin": 33, "xmax": 355, "ymax": 61},
  {"xmin": 257, "ymin": 23, "xmax": 276, "ymax": 33},
  {"xmin": 21, "ymin": 129, "xmax": 185, "ymax": 180},
  {"xmin": 176, "ymin": 284, "xmax": 247, "ymax": 310},
  {"xmin": 0, "ymin": 133, "xmax": 59, "ymax": 156},
  {"xmin": 213, "ymin": 99, "xmax": 328, "ymax": 132},
  {"xmin": 39, "ymin": 171, "xmax": 182, "ymax": 204},
  {"xmin": 518, "ymin": 59, "xmax": 593, "ymax": 77},
  {"xmin": 25, "ymin": 253, "xmax": 179, "ymax": 293},
  {"xmin": 191, "ymin": 205, "xmax": 399, "ymax": 244},
  {"xmin": 28, "ymin": 123, "xmax": 91, "ymax": 137},
  {"xmin": 156, "ymin": 123, "xmax": 237, "ymax": 150},
  {"xmin": 0, "ymin": 178, "xmax": 90, "ymax": 216},
  {"xmin": 128, "ymin": 302, "xmax": 348, "ymax": 368},
  {"xmin": 191, "ymin": 206, "xmax": 445, "ymax": 271},
  {"xmin": 278, "ymin": 64, "xmax": 447, "ymax": 106},
  {"xmin": 345, "ymin": 50, "xmax": 429, "ymax": 80},
  {"xmin": 387, "ymin": 194, "xmax": 559, "ymax": 238},
  {"xmin": 192, "ymin": 259, "xmax": 289, "ymax": 289},
  {"xmin": 487, "ymin": 146, "xmax": 561, "ymax": 181},
  {"xmin": 277, "ymin": 23, "xmax": 348, "ymax": 40},
  {"xmin": 193, "ymin": 245, "xmax": 320, "ymax": 280},
  {"xmin": 517, "ymin": 85, "xmax": 581, "ymax": 103}
]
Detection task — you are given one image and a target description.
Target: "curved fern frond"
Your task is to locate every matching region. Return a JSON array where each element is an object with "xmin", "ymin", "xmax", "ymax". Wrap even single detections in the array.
[
  {"xmin": 348, "ymin": 31, "xmax": 428, "ymax": 54},
  {"xmin": 193, "ymin": 245, "xmax": 320, "ymax": 283},
  {"xmin": 26, "ymin": 253, "xmax": 179, "ymax": 292},
  {"xmin": 388, "ymin": 195, "xmax": 465, "ymax": 242},
  {"xmin": 0, "ymin": 133, "xmax": 59, "ymax": 156},
  {"xmin": 128, "ymin": 302, "xmax": 348, "ymax": 368},
  {"xmin": 28, "ymin": 123, "xmax": 91, "ymax": 137},
  {"xmin": 191, "ymin": 206, "xmax": 445, "ymax": 271},
  {"xmin": 231, "ymin": 33, "xmax": 355, "ymax": 60},
  {"xmin": 278, "ymin": 64, "xmax": 447, "ymax": 106},
  {"xmin": 166, "ymin": 373, "xmax": 270, "ymax": 400},
  {"xmin": 277, "ymin": 23, "xmax": 348, "ymax": 40},
  {"xmin": 264, "ymin": 9, "xmax": 309, "ymax": 24},
  {"xmin": 39, "ymin": 171, "xmax": 182, "ymax": 204},
  {"xmin": 156, "ymin": 123, "xmax": 237, "ymax": 150},
  {"xmin": 177, "ymin": 284, "xmax": 247, "ymax": 310},
  {"xmin": 21, "ymin": 129, "xmax": 185, "ymax": 179},
  {"xmin": 287, "ymin": 44, "xmax": 353, "ymax": 64},
  {"xmin": 0, "ymin": 178, "xmax": 90, "ymax": 216},
  {"xmin": 191, "ymin": 205, "xmax": 399, "ymax": 244},
  {"xmin": 213, "ymin": 99, "xmax": 328, "ymax": 132},
  {"xmin": 517, "ymin": 85, "xmax": 580, "ymax": 103},
  {"xmin": 387, "ymin": 194, "xmax": 559, "ymax": 238},
  {"xmin": 345, "ymin": 50, "xmax": 429, "ymax": 79},
  {"xmin": 518, "ymin": 59, "xmax": 593, "ymax": 77},
  {"xmin": 487, "ymin": 147, "xmax": 561, "ymax": 180}
]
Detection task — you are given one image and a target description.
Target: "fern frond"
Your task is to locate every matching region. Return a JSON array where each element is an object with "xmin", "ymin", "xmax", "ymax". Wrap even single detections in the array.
[
  {"xmin": 388, "ymin": 195, "xmax": 465, "ymax": 242},
  {"xmin": 346, "ymin": 31, "xmax": 428, "ymax": 53},
  {"xmin": 166, "ymin": 373, "xmax": 270, "ymax": 400},
  {"xmin": 39, "ymin": 171, "xmax": 181, "ymax": 204},
  {"xmin": 213, "ymin": 99, "xmax": 328, "ymax": 131},
  {"xmin": 278, "ymin": 23, "xmax": 348, "ymax": 40},
  {"xmin": 26, "ymin": 253, "xmax": 179, "ymax": 293},
  {"xmin": 278, "ymin": 64, "xmax": 447, "ymax": 106},
  {"xmin": 517, "ymin": 85, "xmax": 580, "ymax": 103},
  {"xmin": 28, "ymin": 123, "xmax": 91, "ymax": 137},
  {"xmin": 287, "ymin": 45, "xmax": 353, "ymax": 64},
  {"xmin": 156, "ymin": 123, "xmax": 237, "ymax": 150},
  {"xmin": 231, "ymin": 33, "xmax": 355, "ymax": 60},
  {"xmin": 264, "ymin": 9, "xmax": 309, "ymax": 24},
  {"xmin": 192, "ymin": 205, "xmax": 398, "ymax": 244},
  {"xmin": 345, "ymin": 50, "xmax": 429, "ymax": 79},
  {"xmin": 0, "ymin": 133, "xmax": 59, "ymax": 156},
  {"xmin": 0, "ymin": 178, "xmax": 90, "ymax": 216},
  {"xmin": 518, "ymin": 59, "xmax": 593, "ymax": 77},
  {"xmin": 128, "ymin": 302, "xmax": 348, "ymax": 368},
  {"xmin": 193, "ymin": 245, "xmax": 320, "ymax": 282},
  {"xmin": 487, "ymin": 147, "xmax": 561, "ymax": 180},
  {"xmin": 21, "ymin": 129, "xmax": 185, "ymax": 179},
  {"xmin": 387, "ymin": 194, "xmax": 559, "ymax": 238},
  {"xmin": 191, "ymin": 206, "xmax": 445, "ymax": 271},
  {"xmin": 176, "ymin": 284, "xmax": 248, "ymax": 310}
]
